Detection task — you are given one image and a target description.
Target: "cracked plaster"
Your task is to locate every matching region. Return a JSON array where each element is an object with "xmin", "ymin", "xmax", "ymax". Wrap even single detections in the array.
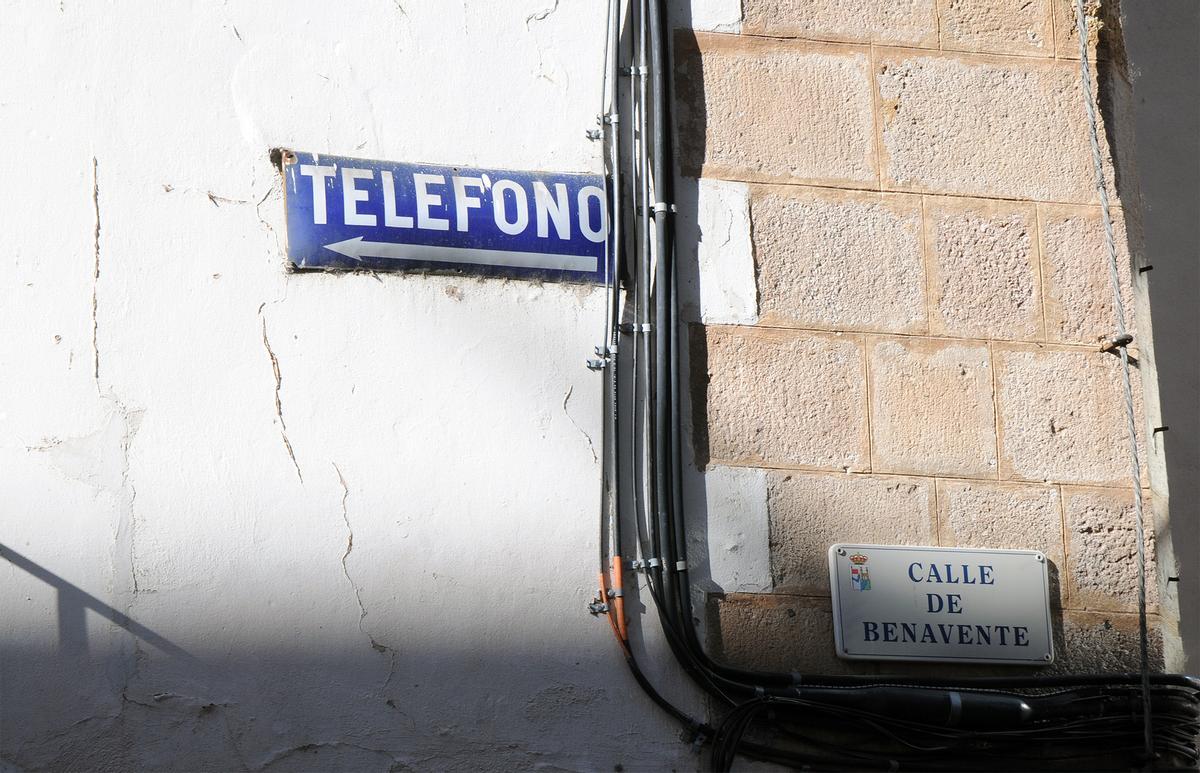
[{"xmin": 0, "ymin": 2, "xmax": 699, "ymax": 771}]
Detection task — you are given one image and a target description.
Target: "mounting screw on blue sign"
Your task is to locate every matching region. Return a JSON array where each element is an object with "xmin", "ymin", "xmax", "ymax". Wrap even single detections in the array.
[{"xmin": 279, "ymin": 149, "xmax": 609, "ymax": 283}]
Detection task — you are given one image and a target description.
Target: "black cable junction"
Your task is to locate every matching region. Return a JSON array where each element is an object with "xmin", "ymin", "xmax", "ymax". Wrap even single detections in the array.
[{"xmin": 590, "ymin": 0, "xmax": 1200, "ymax": 770}]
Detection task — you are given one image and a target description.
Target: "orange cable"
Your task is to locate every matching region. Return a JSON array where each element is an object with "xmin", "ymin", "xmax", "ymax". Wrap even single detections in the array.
[
  {"xmin": 598, "ymin": 567, "xmax": 630, "ymax": 654},
  {"xmin": 610, "ymin": 555, "xmax": 628, "ymax": 642}
]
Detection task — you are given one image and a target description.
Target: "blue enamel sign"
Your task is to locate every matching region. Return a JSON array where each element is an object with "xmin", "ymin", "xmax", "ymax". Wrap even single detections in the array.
[{"xmin": 281, "ymin": 150, "xmax": 608, "ymax": 282}]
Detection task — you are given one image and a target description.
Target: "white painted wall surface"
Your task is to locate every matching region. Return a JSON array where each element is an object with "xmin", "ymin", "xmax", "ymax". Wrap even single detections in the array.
[{"xmin": 0, "ymin": 3, "xmax": 704, "ymax": 770}]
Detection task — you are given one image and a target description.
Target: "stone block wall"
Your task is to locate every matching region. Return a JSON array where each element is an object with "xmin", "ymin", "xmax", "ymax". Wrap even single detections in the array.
[{"xmin": 676, "ymin": 0, "xmax": 1180, "ymax": 674}]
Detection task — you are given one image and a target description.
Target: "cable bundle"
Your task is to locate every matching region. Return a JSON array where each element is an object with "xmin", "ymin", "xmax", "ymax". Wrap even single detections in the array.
[
  {"xmin": 592, "ymin": 0, "xmax": 1200, "ymax": 769},
  {"xmin": 710, "ymin": 686, "xmax": 1200, "ymax": 771}
]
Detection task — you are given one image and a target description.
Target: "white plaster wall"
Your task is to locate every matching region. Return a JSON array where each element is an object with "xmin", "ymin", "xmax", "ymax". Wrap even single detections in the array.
[{"xmin": 0, "ymin": 3, "xmax": 703, "ymax": 770}]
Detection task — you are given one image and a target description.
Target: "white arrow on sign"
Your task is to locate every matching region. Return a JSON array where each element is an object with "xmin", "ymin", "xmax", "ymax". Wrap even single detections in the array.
[{"xmin": 324, "ymin": 237, "xmax": 597, "ymax": 273}]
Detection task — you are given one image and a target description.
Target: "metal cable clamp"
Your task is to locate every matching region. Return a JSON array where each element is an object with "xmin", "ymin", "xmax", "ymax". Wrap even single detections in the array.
[
  {"xmin": 1100, "ymin": 332, "xmax": 1134, "ymax": 354},
  {"xmin": 586, "ymin": 344, "xmax": 617, "ymax": 371}
]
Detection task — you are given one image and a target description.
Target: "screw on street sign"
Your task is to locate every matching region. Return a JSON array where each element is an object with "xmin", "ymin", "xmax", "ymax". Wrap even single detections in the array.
[{"xmin": 279, "ymin": 150, "xmax": 609, "ymax": 282}]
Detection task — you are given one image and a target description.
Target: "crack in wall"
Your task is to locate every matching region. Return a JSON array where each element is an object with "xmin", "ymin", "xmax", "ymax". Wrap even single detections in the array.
[
  {"xmin": 91, "ymin": 157, "xmax": 101, "ymax": 391},
  {"xmin": 525, "ymin": 0, "xmax": 559, "ymax": 27},
  {"xmin": 385, "ymin": 695, "xmax": 417, "ymax": 732},
  {"xmin": 256, "ymin": 741, "xmax": 406, "ymax": 772},
  {"xmin": 5, "ymin": 713, "xmax": 121, "ymax": 769},
  {"xmin": 332, "ymin": 496, "xmax": 403, "ymax": 726},
  {"xmin": 719, "ymin": 205, "xmax": 734, "ymax": 251},
  {"xmin": 119, "ymin": 404, "xmax": 144, "ymax": 595},
  {"xmin": 261, "ymin": 317, "xmax": 303, "ymax": 483},
  {"xmin": 334, "ymin": 461, "xmax": 358, "ymax": 599},
  {"xmin": 118, "ymin": 648, "xmax": 153, "ymax": 710},
  {"xmin": 10, "ymin": 691, "xmax": 249, "ymax": 771},
  {"xmin": 525, "ymin": 0, "xmax": 566, "ymax": 87},
  {"xmin": 254, "ymin": 184, "xmax": 286, "ymax": 260},
  {"xmin": 162, "ymin": 184, "xmax": 257, "ymax": 208},
  {"xmin": 562, "ymin": 385, "xmax": 598, "ymax": 464},
  {"xmin": 159, "ymin": 182, "xmax": 283, "ymax": 262},
  {"xmin": 206, "ymin": 191, "xmax": 250, "ymax": 206},
  {"xmin": 107, "ymin": 399, "xmax": 145, "ymax": 735},
  {"xmin": 381, "ymin": 649, "xmax": 399, "ymax": 694},
  {"xmin": 333, "ymin": 463, "xmax": 394, "ymax": 656},
  {"xmin": 24, "ymin": 399, "xmax": 143, "ymax": 676},
  {"xmin": 217, "ymin": 705, "xmax": 251, "ymax": 770}
]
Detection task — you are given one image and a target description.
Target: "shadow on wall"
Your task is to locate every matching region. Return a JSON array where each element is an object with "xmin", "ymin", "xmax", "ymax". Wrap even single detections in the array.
[
  {"xmin": 1121, "ymin": 0, "xmax": 1200, "ymax": 676},
  {"xmin": 0, "ymin": 544, "xmax": 691, "ymax": 773},
  {"xmin": 0, "ymin": 544, "xmax": 192, "ymax": 660},
  {"xmin": 663, "ymin": 1, "xmax": 1182, "ymax": 678}
]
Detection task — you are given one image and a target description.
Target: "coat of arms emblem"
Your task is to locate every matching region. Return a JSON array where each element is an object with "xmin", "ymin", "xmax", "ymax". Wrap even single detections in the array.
[{"xmin": 849, "ymin": 553, "xmax": 871, "ymax": 591}]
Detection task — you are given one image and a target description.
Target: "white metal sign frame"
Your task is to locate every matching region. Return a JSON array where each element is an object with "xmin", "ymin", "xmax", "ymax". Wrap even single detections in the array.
[{"xmin": 828, "ymin": 544, "xmax": 1055, "ymax": 665}]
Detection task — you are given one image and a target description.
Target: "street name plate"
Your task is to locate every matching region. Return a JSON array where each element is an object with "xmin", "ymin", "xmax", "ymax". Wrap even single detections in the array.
[
  {"xmin": 829, "ymin": 544, "xmax": 1054, "ymax": 665},
  {"xmin": 280, "ymin": 150, "xmax": 608, "ymax": 283}
]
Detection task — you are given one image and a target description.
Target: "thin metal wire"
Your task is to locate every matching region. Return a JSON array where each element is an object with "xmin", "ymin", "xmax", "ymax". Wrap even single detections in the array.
[
  {"xmin": 599, "ymin": 0, "xmax": 616, "ymax": 354},
  {"xmin": 605, "ymin": 0, "xmax": 624, "ymax": 580},
  {"xmin": 598, "ymin": 0, "xmax": 622, "ymax": 575},
  {"xmin": 1072, "ymin": 0, "xmax": 1153, "ymax": 765}
]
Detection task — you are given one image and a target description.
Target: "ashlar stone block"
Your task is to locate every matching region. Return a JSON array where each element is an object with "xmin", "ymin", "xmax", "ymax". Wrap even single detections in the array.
[
  {"xmin": 876, "ymin": 51, "xmax": 1111, "ymax": 203},
  {"xmin": 937, "ymin": 480, "xmax": 1065, "ymax": 604},
  {"xmin": 676, "ymin": 33, "xmax": 876, "ymax": 187},
  {"xmin": 768, "ymin": 471, "xmax": 936, "ymax": 594},
  {"xmin": 926, "ymin": 197, "xmax": 1043, "ymax": 341},
  {"xmin": 1052, "ymin": 0, "xmax": 1125, "ymax": 62},
  {"xmin": 869, "ymin": 338, "xmax": 997, "ymax": 477},
  {"xmin": 753, "ymin": 187, "xmax": 926, "ymax": 334},
  {"xmin": 1040, "ymin": 204, "xmax": 1137, "ymax": 346},
  {"xmin": 937, "ymin": 0, "xmax": 1054, "ymax": 56},
  {"xmin": 1053, "ymin": 611, "xmax": 1165, "ymax": 673},
  {"xmin": 742, "ymin": 0, "xmax": 938, "ymax": 48},
  {"xmin": 1063, "ymin": 486, "xmax": 1159, "ymax": 614},
  {"xmin": 696, "ymin": 326, "xmax": 869, "ymax": 470},
  {"xmin": 708, "ymin": 593, "xmax": 859, "ymax": 673},
  {"xmin": 995, "ymin": 345, "xmax": 1146, "ymax": 487}
]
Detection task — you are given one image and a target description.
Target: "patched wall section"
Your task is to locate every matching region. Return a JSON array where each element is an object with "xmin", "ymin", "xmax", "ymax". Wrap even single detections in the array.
[{"xmin": 677, "ymin": 0, "xmax": 1182, "ymax": 675}]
